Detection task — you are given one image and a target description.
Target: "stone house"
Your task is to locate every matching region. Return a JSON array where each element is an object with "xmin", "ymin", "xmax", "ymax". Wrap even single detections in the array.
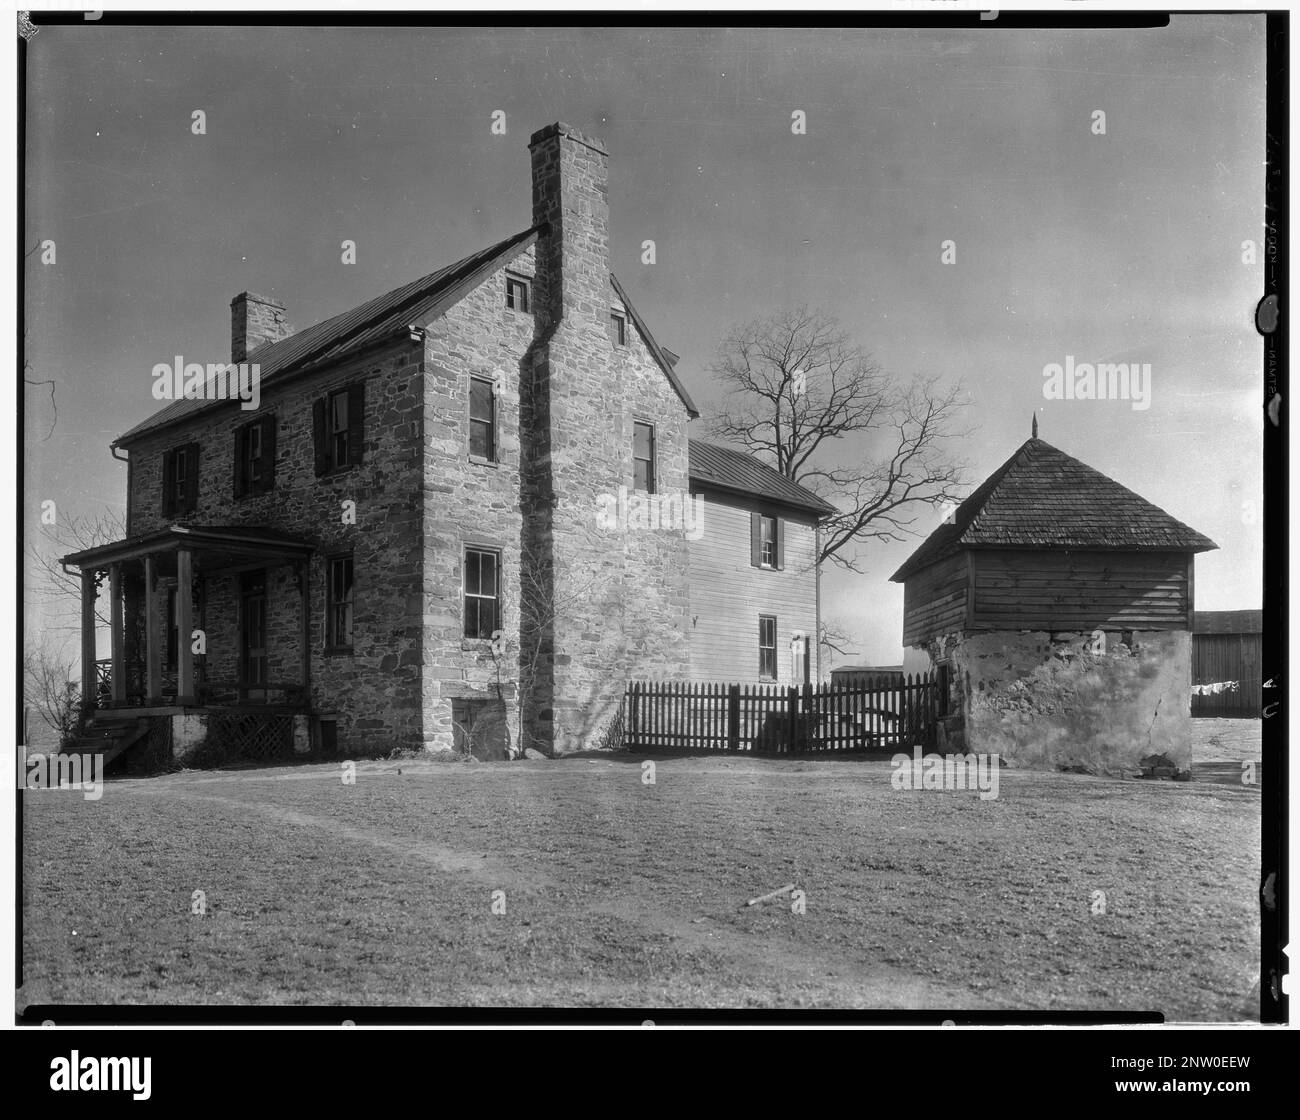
[
  {"xmin": 63, "ymin": 122, "xmax": 832, "ymax": 762},
  {"xmin": 891, "ymin": 428, "xmax": 1217, "ymax": 773}
]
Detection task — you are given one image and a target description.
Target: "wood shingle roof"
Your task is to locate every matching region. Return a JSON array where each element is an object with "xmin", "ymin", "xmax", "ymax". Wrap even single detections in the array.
[{"xmin": 890, "ymin": 437, "xmax": 1217, "ymax": 582}]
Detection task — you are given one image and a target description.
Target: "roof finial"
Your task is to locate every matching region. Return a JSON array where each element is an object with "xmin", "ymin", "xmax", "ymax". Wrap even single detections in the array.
[{"xmin": 1032, "ymin": 412, "xmax": 1039, "ymax": 439}]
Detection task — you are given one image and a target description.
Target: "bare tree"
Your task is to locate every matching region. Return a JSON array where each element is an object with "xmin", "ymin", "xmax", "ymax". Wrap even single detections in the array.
[
  {"xmin": 24, "ymin": 644, "xmax": 80, "ymax": 749},
  {"xmin": 26, "ymin": 509, "xmax": 126, "ymax": 633},
  {"xmin": 817, "ymin": 615, "xmax": 856, "ymax": 668},
  {"xmin": 709, "ymin": 307, "xmax": 969, "ymax": 572}
]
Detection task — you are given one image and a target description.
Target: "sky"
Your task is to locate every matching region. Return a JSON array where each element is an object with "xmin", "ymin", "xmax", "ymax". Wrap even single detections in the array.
[{"xmin": 24, "ymin": 18, "xmax": 1266, "ymax": 666}]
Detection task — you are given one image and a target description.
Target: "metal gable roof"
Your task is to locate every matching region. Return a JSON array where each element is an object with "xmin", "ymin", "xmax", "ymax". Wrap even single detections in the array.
[
  {"xmin": 115, "ymin": 227, "xmax": 542, "ymax": 446},
  {"xmin": 890, "ymin": 437, "xmax": 1218, "ymax": 582},
  {"xmin": 688, "ymin": 439, "xmax": 837, "ymax": 518}
]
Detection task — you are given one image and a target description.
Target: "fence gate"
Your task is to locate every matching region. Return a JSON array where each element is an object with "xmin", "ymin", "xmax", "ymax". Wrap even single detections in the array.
[{"xmin": 624, "ymin": 671, "xmax": 946, "ymax": 754}]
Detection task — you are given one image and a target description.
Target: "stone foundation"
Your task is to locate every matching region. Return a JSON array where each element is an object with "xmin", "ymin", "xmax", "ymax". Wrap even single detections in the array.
[{"xmin": 919, "ymin": 628, "xmax": 1192, "ymax": 774}]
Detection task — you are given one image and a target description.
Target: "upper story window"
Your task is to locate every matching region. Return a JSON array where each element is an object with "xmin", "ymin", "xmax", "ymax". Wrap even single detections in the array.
[
  {"xmin": 464, "ymin": 547, "xmax": 500, "ymax": 640},
  {"xmin": 609, "ymin": 310, "xmax": 627, "ymax": 348},
  {"xmin": 234, "ymin": 415, "xmax": 276, "ymax": 498},
  {"xmin": 505, "ymin": 275, "xmax": 530, "ymax": 313},
  {"xmin": 758, "ymin": 615, "xmax": 778, "ymax": 680},
  {"xmin": 750, "ymin": 512, "xmax": 784, "ymax": 570},
  {"xmin": 760, "ymin": 516, "xmax": 777, "ymax": 567},
  {"xmin": 313, "ymin": 383, "xmax": 365, "ymax": 476},
  {"xmin": 161, "ymin": 442, "xmax": 200, "ymax": 517},
  {"xmin": 469, "ymin": 377, "xmax": 497, "ymax": 462},
  {"xmin": 326, "ymin": 553, "xmax": 354, "ymax": 651},
  {"xmin": 633, "ymin": 421, "xmax": 656, "ymax": 494}
]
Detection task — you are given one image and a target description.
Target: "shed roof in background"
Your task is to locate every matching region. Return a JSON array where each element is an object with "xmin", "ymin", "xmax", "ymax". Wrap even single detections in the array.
[{"xmin": 1192, "ymin": 610, "xmax": 1263, "ymax": 635}]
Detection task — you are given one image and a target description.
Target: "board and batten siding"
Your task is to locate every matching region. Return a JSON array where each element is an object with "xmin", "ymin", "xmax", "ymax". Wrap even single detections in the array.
[
  {"xmin": 969, "ymin": 548, "xmax": 1192, "ymax": 631},
  {"xmin": 687, "ymin": 490, "xmax": 819, "ymax": 684},
  {"xmin": 901, "ymin": 552, "xmax": 969, "ymax": 647}
]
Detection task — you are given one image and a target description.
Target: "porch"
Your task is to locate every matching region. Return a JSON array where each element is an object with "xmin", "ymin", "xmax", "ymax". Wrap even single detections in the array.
[{"xmin": 63, "ymin": 524, "xmax": 316, "ymax": 714}]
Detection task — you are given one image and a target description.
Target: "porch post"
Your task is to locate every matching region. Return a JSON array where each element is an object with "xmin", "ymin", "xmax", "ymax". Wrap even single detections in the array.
[
  {"xmin": 176, "ymin": 548, "xmax": 195, "ymax": 705},
  {"xmin": 79, "ymin": 568, "xmax": 97, "ymax": 714},
  {"xmin": 109, "ymin": 562, "xmax": 126, "ymax": 703},
  {"xmin": 144, "ymin": 555, "xmax": 162, "ymax": 703}
]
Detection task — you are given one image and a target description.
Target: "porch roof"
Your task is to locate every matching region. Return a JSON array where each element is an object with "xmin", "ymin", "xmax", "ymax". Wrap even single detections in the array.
[{"xmin": 62, "ymin": 524, "xmax": 315, "ymax": 570}]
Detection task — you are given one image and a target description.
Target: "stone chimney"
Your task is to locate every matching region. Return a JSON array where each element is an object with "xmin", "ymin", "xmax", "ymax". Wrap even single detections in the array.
[
  {"xmin": 528, "ymin": 122, "xmax": 610, "ymax": 328},
  {"xmin": 230, "ymin": 291, "xmax": 292, "ymax": 362}
]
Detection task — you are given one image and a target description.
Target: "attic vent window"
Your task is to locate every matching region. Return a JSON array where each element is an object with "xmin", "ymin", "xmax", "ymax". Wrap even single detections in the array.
[
  {"xmin": 505, "ymin": 276, "xmax": 530, "ymax": 313},
  {"xmin": 609, "ymin": 310, "xmax": 627, "ymax": 347}
]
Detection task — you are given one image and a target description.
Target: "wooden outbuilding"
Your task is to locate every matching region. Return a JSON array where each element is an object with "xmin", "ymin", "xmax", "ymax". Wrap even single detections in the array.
[{"xmin": 890, "ymin": 430, "xmax": 1217, "ymax": 772}]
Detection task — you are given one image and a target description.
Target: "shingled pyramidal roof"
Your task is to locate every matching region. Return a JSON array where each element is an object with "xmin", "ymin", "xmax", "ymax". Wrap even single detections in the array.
[{"xmin": 890, "ymin": 437, "xmax": 1217, "ymax": 582}]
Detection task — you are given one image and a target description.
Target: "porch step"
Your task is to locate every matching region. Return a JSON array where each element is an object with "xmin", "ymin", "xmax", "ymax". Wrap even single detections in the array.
[{"xmin": 70, "ymin": 716, "xmax": 152, "ymax": 769}]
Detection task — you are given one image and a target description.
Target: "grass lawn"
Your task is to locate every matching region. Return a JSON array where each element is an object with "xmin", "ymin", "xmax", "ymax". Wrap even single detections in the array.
[{"xmin": 20, "ymin": 724, "xmax": 1261, "ymax": 1019}]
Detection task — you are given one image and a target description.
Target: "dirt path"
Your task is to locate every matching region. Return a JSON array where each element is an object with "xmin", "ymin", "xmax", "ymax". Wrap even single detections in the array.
[{"xmin": 139, "ymin": 782, "xmax": 981, "ymax": 1009}]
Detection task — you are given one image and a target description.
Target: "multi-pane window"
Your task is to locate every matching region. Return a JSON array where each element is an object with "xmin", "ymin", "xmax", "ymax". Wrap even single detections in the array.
[
  {"xmin": 760, "ymin": 515, "xmax": 778, "ymax": 567},
  {"xmin": 246, "ymin": 423, "xmax": 262, "ymax": 487},
  {"xmin": 234, "ymin": 416, "xmax": 275, "ymax": 497},
  {"xmin": 505, "ymin": 275, "xmax": 530, "ymax": 313},
  {"xmin": 313, "ymin": 384, "xmax": 363, "ymax": 475},
  {"xmin": 470, "ymin": 377, "xmax": 496, "ymax": 461},
  {"xmin": 759, "ymin": 615, "xmax": 777, "ymax": 680},
  {"xmin": 464, "ymin": 548, "xmax": 500, "ymax": 639},
  {"xmin": 750, "ymin": 512, "xmax": 783, "ymax": 570},
  {"xmin": 326, "ymin": 554, "xmax": 354, "ymax": 650},
  {"xmin": 633, "ymin": 421, "xmax": 655, "ymax": 494},
  {"xmin": 328, "ymin": 388, "xmax": 350, "ymax": 469},
  {"xmin": 609, "ymin": 311, "xmax": 627, "ymax": 347},
  {"xmin": 162, "ymin": 442, "xmax": 200, "ymax": 516}
]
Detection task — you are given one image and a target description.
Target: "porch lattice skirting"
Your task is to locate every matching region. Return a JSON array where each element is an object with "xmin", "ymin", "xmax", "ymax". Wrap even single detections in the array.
[{"xmin": 201, "ymin": 713, "xmax": 296, "ymax": 762}]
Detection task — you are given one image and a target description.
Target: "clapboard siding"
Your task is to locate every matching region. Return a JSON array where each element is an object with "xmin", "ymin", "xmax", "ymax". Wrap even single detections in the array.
[
  {"xmin": 688, "ymin": 491, "xmax": 819, "ymax": 683},
  {"xmin": 970, "ymin": 549, "xmax": 1191, "ymax": 630},
  {"xmin": 902, "ymin": 552, "xmax": 968, "ymax": 647}
]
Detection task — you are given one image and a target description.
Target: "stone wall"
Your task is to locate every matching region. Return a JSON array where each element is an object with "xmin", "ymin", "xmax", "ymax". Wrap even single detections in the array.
[
  {"xmin": 523, "ymin": 123, "xmax": 692, "ymax": 754},
  {"xmin": 124, "ymin": 339, "xmax": 427, "ymax": 754},
  {"xmin": 925, "ymin": 628, "xmax": 1192, "ymax": 774}
]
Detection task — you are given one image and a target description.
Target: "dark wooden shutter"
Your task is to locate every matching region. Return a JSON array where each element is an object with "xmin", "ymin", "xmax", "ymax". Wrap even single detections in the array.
[
  {"xmin": 260, "ymin": 415, "xmax": 277, "ymax": 492},
  {"xmin": 161, "ymin": 450, "xmax": 175, "ymax": 517},
  {"xmin": 183, "ymin": 442, "xmax": 200, "ymax": 512},
  {"xmin": 233, "ymin": 427, "xmax": 247, "ymax": 499},
  {"xmin": 750, "ymin": 511, "xmax": 762, "ymax": 568},
  {"xmin": 312, "ymin": 398, "xmax": 328, "ymax": 476},
  {"xmin": 347, "ymin": 382, "xmax": 365, "ymax": 466},
  {"xmin": 775, "ymin": 518, "xmax": 785, "ymax": 570}
]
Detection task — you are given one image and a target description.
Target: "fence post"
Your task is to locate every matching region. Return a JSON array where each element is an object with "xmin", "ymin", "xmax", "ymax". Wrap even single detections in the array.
[
  {"xmin": 786, "ymin": 686, "xmax": 798, "ymax": 753},
  {"xmin": 727, "ymin": 684, "xmax": 740, "ymax": 752}
]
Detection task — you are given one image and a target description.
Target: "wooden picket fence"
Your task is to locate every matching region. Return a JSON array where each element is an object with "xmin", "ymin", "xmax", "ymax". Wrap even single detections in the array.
[{"xmin": 624, "ymin": 670, "xmax": 946, "ymax": 754}]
